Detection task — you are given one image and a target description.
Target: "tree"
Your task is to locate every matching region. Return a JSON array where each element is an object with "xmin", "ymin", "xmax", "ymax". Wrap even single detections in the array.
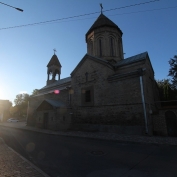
[
  {"xmin": 156, "ymin": 79, "xmax": 177, "ymax": 107},
  {"xmin": 10, "ymin": 106, "xmax": 18, "ymax": 116},
  {"xmin": 31, "ymin": 89, "xmax": 39, "ymax": 96},
  {"xmin": 14, "ymin": 93, "xmax": 29, "ymax": 106},
  {"xmin": 14, "ymin": 93, "xmax": 30, "ymax": 118},
  {"xmin": 156, "ymin": 79, "xmax": 171, "ymax": 100},
  {"xmin": 14, "ymin": 94, "xmax": 23, "ymax": 106},
  {"xmin": 168, "ymin": 55, "xmax": 177, "ymax": 89}
]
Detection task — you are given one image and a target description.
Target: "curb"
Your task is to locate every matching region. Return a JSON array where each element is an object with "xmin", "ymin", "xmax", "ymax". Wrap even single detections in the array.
[
  {"xmin": 1, "ymin": 124, "xmax": 177, "ymax": 146},
  {"xmin": 0, "ymin": 137, "xmax": 50, "ymax": 177}
]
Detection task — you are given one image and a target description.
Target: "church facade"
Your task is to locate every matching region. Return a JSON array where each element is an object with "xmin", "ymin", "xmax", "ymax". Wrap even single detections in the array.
[{"xmin": 28, "ymin": 13, "xmax": 159, "ymax": 135}]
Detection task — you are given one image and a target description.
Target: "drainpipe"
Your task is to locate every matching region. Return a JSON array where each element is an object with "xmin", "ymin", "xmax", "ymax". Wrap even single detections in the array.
[{"xmin": 139, "ymin": 68, "xmax": 148, "ymax": 134}]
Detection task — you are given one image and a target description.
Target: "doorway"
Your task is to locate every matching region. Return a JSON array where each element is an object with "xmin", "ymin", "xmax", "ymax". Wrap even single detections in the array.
[
  {"xmin": 165, "ymin": 111, "xmax": 177, "ymax": 137},
  {"xmin": 43, "ymin": 113, "xmax": 49, "ymax": 129}
]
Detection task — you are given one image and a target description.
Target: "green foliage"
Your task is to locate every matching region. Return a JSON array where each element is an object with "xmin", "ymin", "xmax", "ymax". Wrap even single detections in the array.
[
  {"xmin": 31, "ymin": 89, "xmax": 39, "ymax": 96},
  {"xmin": 14, "ymin": 93, "xmax": 29, "ymax": 106},
  {"xmin": 13, "ymin": 93, "xmax": 30, "ymax": 118},
  {"xmin": 156, "ymin": 79, "xmax": 177, "ymax": 107},
  {"xmin": 168, "ymin": 55, "xmax": 177, "ymax": 89},
  {"xmin": 156, "ymin": 79, "xmax": 171, "ymax": 100}
]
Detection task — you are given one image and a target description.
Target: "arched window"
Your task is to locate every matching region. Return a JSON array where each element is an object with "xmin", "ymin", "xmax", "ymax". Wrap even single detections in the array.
[
  {"xmin": 119, "ymin": 38, "xmax": 123, "ymax": 58},
  {"xmin": 110, "ymin": 37, "xmax": 114, "ymax": 56},
  {"xmin": 89, "ymin": 40, "xmax": 93, "ymax": 55},
  {"xmin": 54, "ymin": 69, "xmax": 60, "ymax": 80},
  {"xmin": 48, "ymin": 71, "xmax": 52, "ymax": 80},
  {"xmin": 99, "ymin": 38, "xmax": 102, "ymax": 57}
]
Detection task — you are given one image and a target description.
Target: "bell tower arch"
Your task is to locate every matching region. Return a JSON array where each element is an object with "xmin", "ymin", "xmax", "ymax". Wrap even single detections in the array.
[{"xmin": 46, "ymin": 50, "xmax": 61, "ymax": 85}]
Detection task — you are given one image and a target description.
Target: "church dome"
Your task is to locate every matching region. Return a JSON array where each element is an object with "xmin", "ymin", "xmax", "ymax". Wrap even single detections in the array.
[{"xmin": 86, "ymin": 13, "xmax": 123, "ymax": 40}]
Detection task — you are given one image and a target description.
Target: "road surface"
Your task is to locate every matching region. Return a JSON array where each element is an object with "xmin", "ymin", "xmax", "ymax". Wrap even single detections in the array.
[{"xmin": 0, "ymin": 126, "xmax": 177, "ymax": 177}]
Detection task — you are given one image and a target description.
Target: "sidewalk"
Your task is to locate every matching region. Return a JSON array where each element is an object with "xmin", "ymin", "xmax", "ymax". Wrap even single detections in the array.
[
  {"xmin": 1, "ymin": 121, "xmax": 177, "ymax": 145},
  {"xmin": 0, "ymin": 137, "xmax": 50, "ymax": 177}
]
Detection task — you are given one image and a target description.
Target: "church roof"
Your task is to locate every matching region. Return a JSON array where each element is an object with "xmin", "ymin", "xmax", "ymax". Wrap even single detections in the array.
[
  {"xmin": 71, "ymin": 54, "xmax": 114, "ymax": 76},
  {"xmin": 39, "ymin": 77, "xmax": 71, "ymax": 92},
  {"xmin": 44, "ymin": 99, "xmax": 65, "ymax": 107},
  {"xmin": 36, "ymin": 99, "xmax": 66, "ymax": 111},
  {"xmin": 47, "ymin": 54, "xmax": 61, "ymax": 67},
  {"xmin": 115, "ymin": 52, "xmax": 148, "ymax": 67},
  {"xmin": 86, "ymin": 13, "xmax": 123, "ymax": 38}
]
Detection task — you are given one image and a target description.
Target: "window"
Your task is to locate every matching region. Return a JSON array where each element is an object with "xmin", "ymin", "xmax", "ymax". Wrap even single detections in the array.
[
  {"xmin": 89, "ymin": 40, "xmax": 93, "ymax": 55},
  {"xmin": 85, "ymin": 72, "xmax": 88, "ymax": 82},
  {"xmin": 85, "ymin": 90, "xmax": 91, "ymax": 102},
  {"xmin": 81, "ymin": 86, "xmax": 94, "ymax": 106},
  {"xmin": 99, "ymin": 39, "xmax": 102, "ymax": 57},
  {"xmin": 110, "ymin": 37, "xmax": 114, "ymax": 56}
]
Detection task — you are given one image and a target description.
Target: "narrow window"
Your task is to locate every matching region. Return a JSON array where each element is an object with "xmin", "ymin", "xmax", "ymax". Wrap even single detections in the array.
[
  {"xmin": 90, "ymin": 40, "xmax": 93, "ymax": 55},
  {"xmin": 85, "ymin": 72, "xmax": 88, "ymax": 82},
  {"xmin": 110, "ymin": 37, "xmax": 114, "ymax": 56},
  {"xmin": 99, "ymin": 39, "xmax": 102, "ymax": 57},
  {"xmin": 81, "ymin": 86, "xmax": 94, "ymax": 106},
  {"xmin": 85, "ymin": 90, "xmax": 91, "ymax": 102}
]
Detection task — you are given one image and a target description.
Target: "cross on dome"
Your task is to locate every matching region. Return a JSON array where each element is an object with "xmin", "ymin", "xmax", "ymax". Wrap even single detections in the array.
[
  {"xmin": 100, "ymin": 3, "xmax": 103, "ymax": 14},
  {"xmin": 53, "ymin": 48, "xmax": 57, "ymax": 54}
]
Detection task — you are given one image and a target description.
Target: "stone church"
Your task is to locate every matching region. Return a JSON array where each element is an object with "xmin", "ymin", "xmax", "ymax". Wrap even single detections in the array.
[{"xmin": 28, "ymin": 13, "xmax": 159, "ymax": 135}]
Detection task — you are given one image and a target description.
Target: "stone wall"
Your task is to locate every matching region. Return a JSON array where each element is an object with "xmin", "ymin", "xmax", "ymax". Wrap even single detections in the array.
[
  {"xmin": 27, "ymin": 89, "xmax": 69, "ymax": 126},
  {"xmin": 87, "ymin": 26, "xmax": 123, "ymax": 62},
  {"xmin": 71, "ymin": 56, "xmax": 115, "ymax": 107},
  {"xmin": 152, "ymin": 109, "xmax": 177, "ymax": 136},
  {"xmin": 35, "ymin": 107, "xmax": 72, "ymax": 131},
  {"xmin": 72, "ymin": 104, "xmax": 145, "ymax": 125},
  {"xmin": 70, "ymin": 56, "xmax": 154, "ymax": 131}
]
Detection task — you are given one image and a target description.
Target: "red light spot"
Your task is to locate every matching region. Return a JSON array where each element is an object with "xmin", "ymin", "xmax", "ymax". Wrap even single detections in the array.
[{"xmin": 54, "ymin": 90, "xmax": 60, "ymax": 94}]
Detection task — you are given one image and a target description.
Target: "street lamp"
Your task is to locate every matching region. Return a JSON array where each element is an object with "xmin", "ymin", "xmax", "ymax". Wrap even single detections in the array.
[{"xmin": 0, "ymin": 2, "xmax": 23, "ymax": 12}]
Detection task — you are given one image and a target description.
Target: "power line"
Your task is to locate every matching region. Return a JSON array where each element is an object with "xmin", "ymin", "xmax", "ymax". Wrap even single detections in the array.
[
  {"xmin": 33, "ymin": 5, "xmax": 177, "ymax": 27},
  {"xmin": 0, "ymin": 0, "xmax": 160, "ymax": 30},
  {"xmin": 109, "ymin": 5, "xmax": 177, "ymax": 17},
  {"xmin": 104, "ymin": 0, "xmax": 160, "ymax": 12}
]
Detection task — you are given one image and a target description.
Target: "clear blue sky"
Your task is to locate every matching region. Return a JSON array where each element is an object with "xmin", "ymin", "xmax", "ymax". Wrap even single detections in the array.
[{"xmin": 0, "ymin": 0, "xmax": 177, "ymax": 104}]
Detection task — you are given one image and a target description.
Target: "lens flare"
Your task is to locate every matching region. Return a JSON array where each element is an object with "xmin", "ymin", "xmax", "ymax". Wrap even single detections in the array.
[
  {"xmin": 26, "ymin": 142, "xmax": 35, "ymax": 152},
  {"xmin": 54, "ymin": 90, "xmax": 60, "ymax": 94}
]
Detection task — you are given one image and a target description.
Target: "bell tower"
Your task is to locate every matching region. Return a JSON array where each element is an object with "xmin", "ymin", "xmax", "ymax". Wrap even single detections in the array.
[
  {"xmin": 86, "ymin": 13, "xmax": 124, "ymax": 62},
  {"xmin": 46, "ymin": 50, "xmax": 61, "ymax": 85}
]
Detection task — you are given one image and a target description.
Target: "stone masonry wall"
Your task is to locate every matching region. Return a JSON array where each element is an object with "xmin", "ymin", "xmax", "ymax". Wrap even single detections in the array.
[
  {"xmin": 28, "ymin": 89, "xmax": 69, "ymax": 126},
  {"xmin": 36, "ymin": 107, "xmax": 72, "ymax": 131},
  {"xmin": 71, "ymin": 56, "xmax": 151, "ymax": 127},
  {"xmin": 152, "ymin": 109, "xmax": 177, "ymax": 136},
  {"xmin": 71, "ymin": 57, "xmax": 115, "ymax": 107}
]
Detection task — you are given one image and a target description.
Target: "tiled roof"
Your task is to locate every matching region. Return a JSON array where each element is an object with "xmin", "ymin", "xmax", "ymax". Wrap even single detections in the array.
[
  {"xmin": 45, "ymin": 99, "xmax": 65, "ymax": 107},
  {"xmin": 86, "ymin": 13, "xmax": 122, "ymax": 39},
  {"xmin": 40, "ymin": 77, "xmax": 71, "ymax": 90},
  {"xmin": 115, "ymin": 52, "xmax": 148, "ymax": 67},
  {"xmin": 47, "ymin": 54, "xmax": 61, "ymax": 67}
]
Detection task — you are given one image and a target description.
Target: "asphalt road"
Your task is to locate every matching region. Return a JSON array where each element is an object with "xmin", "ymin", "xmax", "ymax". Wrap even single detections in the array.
[{"xmin": 0, "ymin": 126, "xmax": 177, "ymax": 177}]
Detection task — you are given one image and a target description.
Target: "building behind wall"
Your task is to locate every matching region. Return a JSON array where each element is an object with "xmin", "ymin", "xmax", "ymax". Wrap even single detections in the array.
[
  {"xmin": 28, "ymin": 13, "xmax": 160, "ymax": 135},
  {"xmin": 0, "ymin": 100, "xmax": 12, "ymax": 122}
]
